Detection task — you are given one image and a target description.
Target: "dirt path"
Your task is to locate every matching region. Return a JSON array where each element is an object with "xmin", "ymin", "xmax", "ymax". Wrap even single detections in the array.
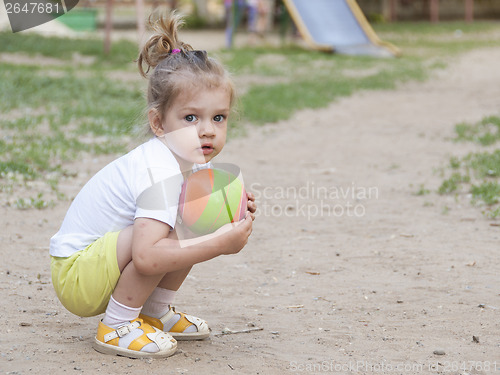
[{"xmin": 1, "ymin": 47, "xmax": 499, "ymax": 374}]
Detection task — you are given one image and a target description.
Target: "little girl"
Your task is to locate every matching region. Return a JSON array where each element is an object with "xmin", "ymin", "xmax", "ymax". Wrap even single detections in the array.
[{"xmin": 49, "ymin": 12, "xmax": 256, "ymax": 359}]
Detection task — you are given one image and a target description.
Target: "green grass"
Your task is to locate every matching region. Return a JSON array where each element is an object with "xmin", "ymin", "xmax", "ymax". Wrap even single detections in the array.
[
  {"xmin": 438, "ymin": 172, "xmax": 470, "ymax": 195},
  {"xmin": 0, "ymin": 31, "xmax": 139, "ymax": 67},
  {"xmin": 2, "ymin": 21, "xmax": 500, "ymax": 209},
  {"xmin": 454, "ymin": 116, "xmax": 500, "ymax": 146},
  {"xmin": 439, "ymin": 121, "xmax": 500, "ymax": 215},
  {"xmin": 466, "ymin": 150, "xmax": 500, "ymax": 178},
  {"xmin": 0, "ymin": 38, "xmax": 144, "ymax": 208},
  {"xmin": 374, "ymin": 21, "xmax": 500, "ymax": 55},
  {"xmin": 14, "ymin": 193, "xmax": 54, "ymax": 210},
  {"xmin": 414, "ymin": 184, "xmax": 431, "ymax": 196},
  {"xmin": 438, "ymin": 126, "xmax": 500, "ymax": 218},
  {"xmin": 471, "ymin": 181, "xmax": 500, "ymax": 206},
  {"xmin": 222, "ymin": 21, "xmax": 500, "ymax": 126},
  {"xmin": 222, "ymin": 47, "xmax": 427, "ymax": 124}
]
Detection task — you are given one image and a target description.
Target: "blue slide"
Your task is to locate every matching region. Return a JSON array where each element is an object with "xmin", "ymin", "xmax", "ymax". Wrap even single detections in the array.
[{"xmin": 283, "ymin": 0, "xmax": 400, "ymax": 57}]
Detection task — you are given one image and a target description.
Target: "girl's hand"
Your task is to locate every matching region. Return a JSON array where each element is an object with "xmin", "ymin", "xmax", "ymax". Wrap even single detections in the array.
[
  {"xmin": 246, "ymin": 191, "xmax": 256, "ymax": 221},
  {"xmin": 216, "ymin": 212, "xmax": 253, "ymax": 255}
]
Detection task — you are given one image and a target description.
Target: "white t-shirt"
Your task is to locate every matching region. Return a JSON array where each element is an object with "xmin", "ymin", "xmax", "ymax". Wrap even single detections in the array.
[{"xmin": 50, "ymin": 137, "xmax": 185, "ymax": 258}]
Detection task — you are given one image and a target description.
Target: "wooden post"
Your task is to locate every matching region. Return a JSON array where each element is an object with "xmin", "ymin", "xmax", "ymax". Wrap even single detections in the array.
[
  {"xmin": 266, "ymin": 0, "xmax": 276, "ymax": 31},
  {"xmin": 389, "ymin": 0, "xmax": 397, "ymax": 21},
  {"xmin": 136, "ymin": 0, "xmax": 146, "ymax": 45},
  {"xmin": 382, "ymin": 0, "xmax": 397, "ymax": 21},
  {"xmin": 103, "ymin": 0, "xmax": 113, "ymax": 55},
  {"xmin": 430, "ymin": 0, "xmax": 439, "ymax": 23},
  {"xmin": 465, "ymin": 0, "xmax": 474, "ymax": 22}
]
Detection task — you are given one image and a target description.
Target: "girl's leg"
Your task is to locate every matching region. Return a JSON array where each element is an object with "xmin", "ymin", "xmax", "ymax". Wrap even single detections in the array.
[
  {"xmin": 102, "ymin": 226, "xmax": 165, "ymax": 331},
  {"xmin": 157, "ymin": 266, "xmax": 192, "ymax": 291},
  {"xmin": 112, "ymin": 225, "xmax": 165, "ymax": 308},
  {"xmin": 114, "ymin": 226, "xmax": 191, "ymax": 307},
  {"xmin": 94, "ymin": 226, "xmax": 177, "ymax": 357},
  {"xmin": 140, "ymin": 267, "xmax": 192, "ymax": 318},
  {"xmin": 111, "ymin": 226, "xmax": 209, "ymax": 340},
  {"xmin": 111, "ymin": 259, "xmax": 165, "ymax": 308}
]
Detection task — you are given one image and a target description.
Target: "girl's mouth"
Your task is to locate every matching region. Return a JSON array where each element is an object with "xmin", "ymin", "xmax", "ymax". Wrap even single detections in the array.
[{"xmin": 201, "ymin": 144, "xmax": 214, "ymax": 155}]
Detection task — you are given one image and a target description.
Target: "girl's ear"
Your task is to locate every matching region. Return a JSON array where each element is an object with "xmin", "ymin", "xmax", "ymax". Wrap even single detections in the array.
[{"xmin": 148, "ymin": 108, "xmax": 164, "ymax": 136}]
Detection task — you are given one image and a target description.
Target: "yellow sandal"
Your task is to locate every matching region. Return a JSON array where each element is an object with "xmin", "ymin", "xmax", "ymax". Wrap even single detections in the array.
[
  {"xmin": 93, "ymin": 318, "xmax": 177, "ymax": 358},
  {"xmin": 140, "ymin": 306, "xmax": 210, "ymax": 341}
]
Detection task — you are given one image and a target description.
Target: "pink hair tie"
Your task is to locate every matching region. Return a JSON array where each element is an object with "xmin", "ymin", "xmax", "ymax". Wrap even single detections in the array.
[{"xmin": 171, "ymin": 48, "xmax": 181, "ymax": 55}]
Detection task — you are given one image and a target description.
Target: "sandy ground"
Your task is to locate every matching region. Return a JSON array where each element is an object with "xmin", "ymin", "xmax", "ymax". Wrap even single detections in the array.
[{"xmin": 1, "ymin": 33, "xmax": 500, "ymax": 374}]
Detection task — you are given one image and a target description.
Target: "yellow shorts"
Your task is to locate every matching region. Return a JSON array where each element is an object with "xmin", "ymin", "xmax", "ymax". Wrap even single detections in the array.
[{"xmin": 50, "ymin": 231, "xmax": 121, "ymax": 317}]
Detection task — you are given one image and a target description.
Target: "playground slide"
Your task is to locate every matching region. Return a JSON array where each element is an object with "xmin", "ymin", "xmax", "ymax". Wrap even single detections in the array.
[{"xmin": 283, "ymin": 0, "xmax": 400, "ymax": 57}]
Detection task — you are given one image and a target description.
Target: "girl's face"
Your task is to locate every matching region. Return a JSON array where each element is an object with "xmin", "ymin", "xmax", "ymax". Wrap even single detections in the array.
[{"xmin": 156, "ymin": 85, "xmax": 231, "ymax": 171}]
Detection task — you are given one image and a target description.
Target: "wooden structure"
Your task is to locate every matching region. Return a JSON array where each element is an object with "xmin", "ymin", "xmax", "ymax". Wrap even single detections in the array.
[
  {"xmin": 102, "ymin": 0, "xmax": 178, "ymax": 54},
  {"xmin": 386, "ymin": 0, "xmax": 475, "ymax": 23}
]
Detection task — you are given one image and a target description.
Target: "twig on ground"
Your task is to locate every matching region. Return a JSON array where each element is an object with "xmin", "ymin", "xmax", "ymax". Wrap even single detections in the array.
[{"xmin": 215, "ymin": 327, "xmax": 264, "ymax": 336}]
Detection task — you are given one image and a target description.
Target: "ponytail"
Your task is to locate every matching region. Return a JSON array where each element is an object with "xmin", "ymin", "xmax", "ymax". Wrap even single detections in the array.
[{"xmin": 137, "ymin": 12, "xmax": 193, "ymax": 78}]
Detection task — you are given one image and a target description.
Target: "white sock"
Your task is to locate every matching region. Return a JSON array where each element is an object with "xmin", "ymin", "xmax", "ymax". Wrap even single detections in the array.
[
  {"xmin": 141, "ymin": 288, "xmax": 196, "ymax": 333},
  {"xmin": 141, "ymin": 288, "xmax": 196, "ymax": 334},
  {"xmin": 141, "ymin": 288, "xmax": 177, "ymax": 319},
  {"xmin": 102, "ymin": 296, "xmax": 158, "ymax": 353},
  {"xmin": 102, "ymin": 295, "xmax": 142, "ymax": 329}
]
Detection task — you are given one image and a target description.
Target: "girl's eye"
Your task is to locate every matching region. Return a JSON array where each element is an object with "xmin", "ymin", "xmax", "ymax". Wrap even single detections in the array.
[
  {"xmin": 185, "ymin": 115, "xmax": 197, "ymax": 122},
  {"xmin": 213, "ymin": 115, "xmax": 225, "ymax": 122}
]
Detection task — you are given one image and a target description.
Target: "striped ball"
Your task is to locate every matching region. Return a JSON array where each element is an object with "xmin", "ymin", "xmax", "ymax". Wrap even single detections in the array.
[{"xmin": 178, "ymin": 168, "xmax": 247, "ymax": 235}]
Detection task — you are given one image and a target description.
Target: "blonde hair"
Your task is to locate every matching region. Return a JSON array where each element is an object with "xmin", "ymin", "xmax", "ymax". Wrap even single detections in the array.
[{"xmin": 137, "ymin": 12, "xmax": 235, "ymax": 134}]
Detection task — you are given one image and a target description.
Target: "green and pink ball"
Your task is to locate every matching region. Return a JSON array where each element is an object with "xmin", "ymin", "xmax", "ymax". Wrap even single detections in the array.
[{"xmin": 178, "ymin": 168, "xmax": 247, "ymax": 235}]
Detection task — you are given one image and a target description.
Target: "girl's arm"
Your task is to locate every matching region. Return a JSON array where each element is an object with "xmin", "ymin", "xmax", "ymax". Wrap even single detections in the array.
[{"xmin": 131, "ymin": 213, "xmax": 253, "ymax": 276}]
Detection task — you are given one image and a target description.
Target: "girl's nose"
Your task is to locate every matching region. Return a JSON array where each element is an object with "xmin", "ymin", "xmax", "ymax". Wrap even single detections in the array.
[{"xmin": 198, "ymin": 120, "xmax": 216, "ymax": 137}]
